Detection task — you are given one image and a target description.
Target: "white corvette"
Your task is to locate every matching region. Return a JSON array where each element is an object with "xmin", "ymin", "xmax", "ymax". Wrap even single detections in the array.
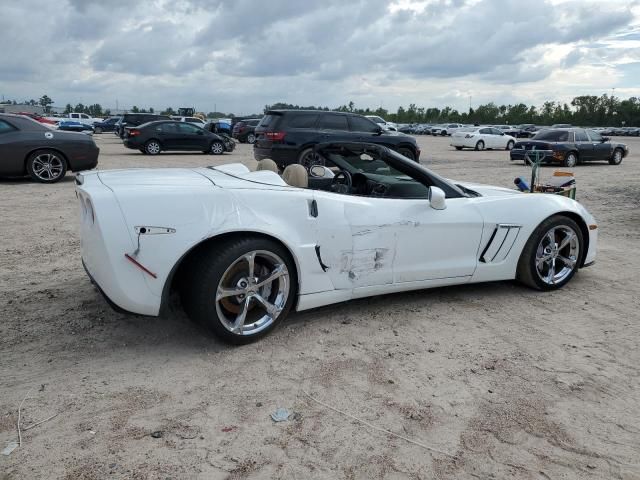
[{"xmin": 77, "ymin": 142, "xmax": 597, "ymax": 343}]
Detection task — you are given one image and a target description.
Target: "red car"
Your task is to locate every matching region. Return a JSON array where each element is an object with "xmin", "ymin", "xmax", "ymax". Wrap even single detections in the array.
[{"xmin": 16, "ymin": 112, "xmax": 57, "ymax": 125}]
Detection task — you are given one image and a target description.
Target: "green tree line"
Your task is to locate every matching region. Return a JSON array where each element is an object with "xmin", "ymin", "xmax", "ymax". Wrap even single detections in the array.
[{"xmin": 266, "ymin": 94, "xmax": 640, "ymax": 126}]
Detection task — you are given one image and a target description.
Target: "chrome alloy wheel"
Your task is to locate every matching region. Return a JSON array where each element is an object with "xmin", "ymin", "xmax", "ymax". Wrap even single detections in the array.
[
  {"xmin": 31, "ymin": 153, "xmax": 64, "ymax": 181},
  {"xmin": 146, "ymin": 141, "xmax": 161, "ymax": 154},
  {"xmin": 215, "ymin": 250, "xmax": 290, "ymax": 335},
  {"xmin": 535, "ymin": 225, "xmax": 580, "ymax": 285}
]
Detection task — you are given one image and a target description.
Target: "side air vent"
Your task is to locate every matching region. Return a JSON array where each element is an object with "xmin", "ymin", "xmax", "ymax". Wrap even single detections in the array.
[{"xmin": 479, "ymin": 224, "xmax": 522, "ymax": 263}]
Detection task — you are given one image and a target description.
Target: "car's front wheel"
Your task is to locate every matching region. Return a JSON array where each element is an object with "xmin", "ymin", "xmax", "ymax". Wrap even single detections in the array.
[
  {"xmin": 396, "ymin": 147, "xmax": 416, "ymax": 161},
  {"xmin": 517, "ymin": 215, "xmax": 583, "ymax": 291},
  {"xmin": 94, "ymin": 127, "xmax": 102, "ymax": 134},
  {"xmin": 26, "ymin": 150, "xmax": 67, "ymax": 183},
  {"xmin": 145, "ymin": 140, "xmax": 162, "ymax": 155},
  {"xmin": 475, "ymin": 140, "xmax": 485, "ymax": 151},
  {"xmin": 210, "ymin": 141, "xmax": 225, "ymax": 155},
  {"xmin": 563, "ymin": 152, "xmax": 578, "ymax": 167},
  {"xmin": 609, "ymin": 148, "xmax": 623, "ymax": 165},
  {"xmin": 182, "ymin": 237, "xmax": 297, "ymax": 344}
]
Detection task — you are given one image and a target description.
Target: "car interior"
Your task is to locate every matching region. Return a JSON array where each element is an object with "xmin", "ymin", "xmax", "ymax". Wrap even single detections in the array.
[{"xmin": 255, "ymin": 145, "xmax": 433, "ymax": 199}]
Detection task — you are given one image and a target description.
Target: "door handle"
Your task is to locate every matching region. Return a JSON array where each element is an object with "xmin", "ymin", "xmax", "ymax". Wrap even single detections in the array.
[{"xmin": 308, "ymin": 199, "xmax": 318, "ymax": 217}]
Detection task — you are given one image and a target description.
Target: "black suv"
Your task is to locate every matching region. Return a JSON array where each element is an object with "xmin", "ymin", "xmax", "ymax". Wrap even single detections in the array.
[
  {"xmin": 253, "ymin": 110, "xmax": 420, "ymax": 168},
  {"xmin": 116, "ymin": 113, "xmax": 171, "ymax": 138},
  {"xmin": 232, "ymin": 118, "xmax": 261, "ymax": 144}
]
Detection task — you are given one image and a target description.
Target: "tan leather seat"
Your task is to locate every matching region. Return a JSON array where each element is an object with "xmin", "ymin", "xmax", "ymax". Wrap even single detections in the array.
[
  {"xmin": 255, "ymin": 159, "xmax": 279, "ymax": 173},
  {"xmin": 282, "ymin": 164, "xmax": 308, "ymax": 188}
]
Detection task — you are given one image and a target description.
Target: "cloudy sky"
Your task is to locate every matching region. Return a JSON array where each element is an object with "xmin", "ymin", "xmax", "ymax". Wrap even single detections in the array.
[{"xmin": 1, "ymin": 0, "xmax": 639, "ymax": 115}]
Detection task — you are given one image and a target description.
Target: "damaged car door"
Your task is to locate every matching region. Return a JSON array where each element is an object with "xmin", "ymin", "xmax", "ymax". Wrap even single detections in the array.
[{"xmin": 312, "ymin": 191, "xmax": 396, "ymax": 289}]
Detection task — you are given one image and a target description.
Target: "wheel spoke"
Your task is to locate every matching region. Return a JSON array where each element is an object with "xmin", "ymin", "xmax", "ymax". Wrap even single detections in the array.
[
  {"xmin": 537, "ymin": 254, "xmax": 552, "ymax": 270},
  {"xmin": 253, "ymin": 294, "xmax": 281, "ymax": 318},
  {"xmin": 558, "ymin": 231, "xmax": 575, "ymax": 251},
  {"xmin": 255, "ymin": 264, "xmax": 287, "ymax": 289},
  {"xmin": 545, "ymin": 228, "xmax": 556, "ymax": 247},
  {"xmin": 216, "ymin": 286, "xmax": 246, "ymax": 300},
  {"xmin": 245, "ymin": 252, "xmax": 255, "ymax": 279},
  {"xmin": 557, "ymin": 255, "xmax": 576, "ymax": 268},
  {"xmin": 232, "ymin": 296, "xmax": 251, "ymax": 333}
]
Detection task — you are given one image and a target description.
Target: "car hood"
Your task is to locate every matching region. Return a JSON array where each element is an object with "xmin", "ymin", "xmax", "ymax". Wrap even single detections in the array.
[{"xmin": 452, "ymin": 180, "xmax": 520, "ymax": 197}]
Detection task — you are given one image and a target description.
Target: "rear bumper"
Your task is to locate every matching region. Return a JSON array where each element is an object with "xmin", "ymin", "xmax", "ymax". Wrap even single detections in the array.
[
  {"xmin": 510, "ymin": 149, "xmax": 561, "ymax": 163},
  {"xmin": 69, "ymin": 145, "xmax": 100, "ymax": 172}
]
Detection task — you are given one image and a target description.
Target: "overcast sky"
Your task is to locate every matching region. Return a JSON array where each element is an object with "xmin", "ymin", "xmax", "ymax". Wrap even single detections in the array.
[{"xmin": 1, "ymin": 0, "xmax": 639, "ymax": 115}]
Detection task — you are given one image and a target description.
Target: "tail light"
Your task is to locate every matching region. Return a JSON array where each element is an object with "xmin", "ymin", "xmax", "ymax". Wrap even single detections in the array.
[
  {"xmin": 128, "ymin": 129, "xmax": 141, "ymax": 137},
  {"xmin": 265, "ymin": 131, "xmax": 285, "ymax": 141}
]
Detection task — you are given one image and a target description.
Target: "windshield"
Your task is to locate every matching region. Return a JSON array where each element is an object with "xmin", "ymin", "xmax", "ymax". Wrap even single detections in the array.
[{"xmin": 533, "ymin": 130, "xmax": 571, "ymax": 142}]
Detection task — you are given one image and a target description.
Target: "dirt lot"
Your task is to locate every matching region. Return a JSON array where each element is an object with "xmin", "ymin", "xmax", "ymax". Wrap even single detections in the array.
[{"xmin": 1, "ymin": 134, "xmax": 639, "ymax": 479}]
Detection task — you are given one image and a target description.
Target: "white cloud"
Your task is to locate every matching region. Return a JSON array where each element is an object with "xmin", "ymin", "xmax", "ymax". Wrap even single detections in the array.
[{"xmin": 0, "ymin": 0, "xmax": 638, "ymax": 114}]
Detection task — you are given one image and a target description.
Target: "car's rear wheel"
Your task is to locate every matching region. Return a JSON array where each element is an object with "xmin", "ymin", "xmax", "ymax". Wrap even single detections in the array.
[
  {"xmin": 181, "ymin": 237, "xmax": 297, "ymax": 344},
  {"xmin": 26, "ymin": 150, "xmax": 67, "ymax": 183},
  {"xmin": 563, "ymin": 152, "xmax": 578, "ymax": 167},
  {"xmin": 246, "ymin": 133, "xmax": 256, "ymax": 144},
  {"xmin": 298, "ymin": 148, "xmax": 326, "ymax": 170},
  {"xmin": 455, "ymin": 146, "xmax": 463, "ymax": 150},
  {"xmin": 506, "ymin": 140, "xmax": 515, "ymax": 150},
  {"xmin": 145, "ymin": 140, "xmax": 161, "ymax": 155},
  {"xmin": 475, "ymin": 140, "xmax": 485, "ymax": 151},
  {"xmin": 517, "ymin": 215, "xmax": 583, "ymax": 291},
  {"xmin": 441, "ymin": 130, "xmax": 448, "ymax": 136},
  {"xmin": 397, "ymin": 147, "xmax": 415, "ymax": 161},
  {"xmin": 210, "ymin": 141, "xmax": 225, "ymax": 155},
  {"xmin": 609, "ymin": 148, "xmax": 623, "ymax": 165}
]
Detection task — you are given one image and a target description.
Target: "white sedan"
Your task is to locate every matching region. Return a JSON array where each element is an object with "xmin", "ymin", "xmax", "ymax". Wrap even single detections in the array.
[
  {"xmin": 451, "ymin": 127, "xmax": 517, "ymax": 150},
  {"xmin": 77, "ymin": 142, "xmax": 597, "ymax": 344}
]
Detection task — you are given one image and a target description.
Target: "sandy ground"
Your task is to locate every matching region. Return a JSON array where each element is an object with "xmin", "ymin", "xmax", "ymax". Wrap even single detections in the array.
[{"xmin": 1, "ymin": 134, "xmax": 639, "ymax": 480}]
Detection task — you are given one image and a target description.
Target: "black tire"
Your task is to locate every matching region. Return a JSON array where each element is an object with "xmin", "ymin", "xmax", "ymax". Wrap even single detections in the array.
[
  {"xmin": 298, "ymin": 147, "xmax": 325, "ymax": 170},
  {"xmin": 210, "ymin": 141, "xmax": 225, "ymax": 155},
  {"xmin": 516, "ymin": 215, "xmax": 583, "ymax": 291},
  {"xmin": 144, "ymin": 140, "xmax": 162, "ymax": 155},
  {"xmin": 94, "ymin": 127, "xmax": 102, "ymax": 134},
  {"xmin": 26, "ymin": 149, "xmax": 68, "ymax": 183},
  {"xmin": 506, "ymin": 140, "xmax": 515, "ymax": 150},
  {"xmin": 455, "ymin": 146, "xmax": 463, "ymax": 150},
  {"xmin": 475, "ymin": 140, "xmax": 485, "ymax": 151},
  {"xmin": 441, "ymin": 130, "xmax": 448, "ymax": 136},
  {"xmin": 246, "ymin": 133, "xmax": 256, "ymax": 144},
  {"xmin": 181, "ymin": 236, "xmax": 298, "ymax": 344},
  {"xmin": 397, "ymin": 147, "xmax": 415, "ymax": 161},
  {"xmin": 563, "ymin": 151, "xmax": 578, "ymax": 168},
  {"xmin": 609, "ymin": 148, "xmax": 623, "ymax": 165}
]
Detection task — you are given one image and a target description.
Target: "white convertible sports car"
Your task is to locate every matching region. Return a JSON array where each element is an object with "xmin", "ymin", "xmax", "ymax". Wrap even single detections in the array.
[{"xmin": 77, "ymin": 142, "xmax": 597, "ymax": 343}]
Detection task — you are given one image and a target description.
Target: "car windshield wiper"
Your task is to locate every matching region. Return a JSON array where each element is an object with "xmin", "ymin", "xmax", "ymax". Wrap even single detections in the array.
[{"xmin": 455, "ymin": 184, "xmax": 481, "ymax": 197}]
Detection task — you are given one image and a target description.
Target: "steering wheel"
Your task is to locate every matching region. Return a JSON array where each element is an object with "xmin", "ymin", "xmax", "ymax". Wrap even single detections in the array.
[{"xmin": 331, "ymin": 170, "xmax": 353, "ymax": 194}]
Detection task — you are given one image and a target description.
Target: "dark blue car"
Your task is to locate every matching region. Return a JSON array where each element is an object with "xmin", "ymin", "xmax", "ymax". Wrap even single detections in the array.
[
  {"xmin": 93, "ymin": 116, "xmax": 120, "ymax": 133},
  {"xmin": 57, "ymin": 120, "xmax": 94, "ymax": 133}
]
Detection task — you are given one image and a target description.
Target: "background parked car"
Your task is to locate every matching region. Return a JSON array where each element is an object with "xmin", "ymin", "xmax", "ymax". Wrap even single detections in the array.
[
  {"xmin": 92, "ymin": 116, "xmax": 120, "ymax": 133},
  {"xmin": 365, "ymin": 115, "xmax": 398, "ymax": 131},
  {"xmin": 232, "ymin": 118, "xmax": 261, "ymax": 143},
  {"xmin": 123, "ymin": 120, "xmax": 232, "ymax": 155},
  {"xmin": 57, "ymin": 120, "xmax": 94, "ymax": 133},
  {"xmin": 431, "ymin": 123, "xmax": 464, "ymax": 136},
  {"xmin": 116, "ymin": 113, "xmax": 171, "ymax": 138},
  {"xmin": 450, "ymin": 127, "xmax": 516, "ymax": 151},
  {"xmin": 492, "ymin": 125, "xmax": 521, "ymax": 137},
  {"xmin": 253, "ymin": 110, "xmax": 420, "ymax": 169},
  {"xmin": 0, "ymin": 113, "xmax": 99, "ymax": 183},
  {"xmin": 170, "ymin": 116, "xmax": 207, "ymax": 127},
  {"xmin": 510, "ymin": 128, "xmax": 628, "ymax": 167},
  {"xmin": 16, "ymin": 112, "xmax": 58, "ymax": 126}
]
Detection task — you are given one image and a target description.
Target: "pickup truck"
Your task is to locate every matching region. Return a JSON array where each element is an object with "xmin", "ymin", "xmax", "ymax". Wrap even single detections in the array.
[{"xmin": 46, "ymin": 113, "xmax": 101, "ymax": 126}]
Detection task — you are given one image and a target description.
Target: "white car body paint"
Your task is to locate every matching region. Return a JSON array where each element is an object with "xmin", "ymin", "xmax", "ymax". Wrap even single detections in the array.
[
  {"xmin": 450, "ymin": 127, "xmax": 516, "ymax": 150},
  {"xmin": 77, "ymin": 164, "xmax": 597, "ymax": 317}
]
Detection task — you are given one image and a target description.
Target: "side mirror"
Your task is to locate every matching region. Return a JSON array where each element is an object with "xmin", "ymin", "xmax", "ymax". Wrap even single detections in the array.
[
  {"xmin": 374, "ymin": 127, "xmax": 384, "ymax": 135},
  {"xmin": 428, "ymin": 186, "xmax": 446, "ymax": 210},
  {"xmin": 601, "ymin": 137, "xmax": 609, "ymax": 143}
]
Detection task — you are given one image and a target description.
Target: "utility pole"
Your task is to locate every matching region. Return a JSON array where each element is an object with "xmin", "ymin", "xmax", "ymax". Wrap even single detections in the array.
[{"xmin": 469, "ymin": 95, "xmax": 472, "ymax": 112}]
